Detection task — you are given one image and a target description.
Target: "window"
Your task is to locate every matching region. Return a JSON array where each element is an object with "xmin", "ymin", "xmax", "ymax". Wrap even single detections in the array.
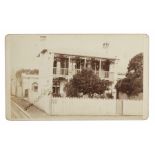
[
  {"xmin": 76, "ymin": 59, "xmax": 85, "ymax": 69},
  {"xmin": 101, "ymin": 60, "xmax": 110, "ymax": 71},
  {"xmin": 61, "ymin": 58, "xmax": 69, "ymax": 68},
  {"xmin": 53, "ymin": 60, "xmax": 57, "ymax": 67},
  {"xmin": 32, "ymin": 82, "xmax": 38, "ymax": 92},
  {"xmin": 52, "ymin": 80, "xmax": 60, "ymax": 96}
]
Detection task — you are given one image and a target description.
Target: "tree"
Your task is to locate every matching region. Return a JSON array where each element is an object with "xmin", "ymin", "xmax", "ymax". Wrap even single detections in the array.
[
  {"xmin": 115, "ymin": 53, "xmax": 143, "ymax": 96},
  {"xmin": 64, "ymin": 69, "xmax": 110, "ymax": 97}
]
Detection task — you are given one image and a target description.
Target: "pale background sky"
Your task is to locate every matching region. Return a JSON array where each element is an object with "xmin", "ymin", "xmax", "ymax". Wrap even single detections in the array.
[{"xmin": 7, "ymin": 34, "xmax": 146, "ymax": 75}]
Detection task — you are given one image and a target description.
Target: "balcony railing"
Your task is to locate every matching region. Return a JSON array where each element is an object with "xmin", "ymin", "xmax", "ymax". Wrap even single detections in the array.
[
  {"xmin": 60, "ymin": 68, "xmax": 68, "ymax": 75},
  {"xmin": 100, "ymin": 71, "xmax": 109, "ymax": 78},
  {"xmin": 53, "ymin": 67, "xmax": 57, "ymax": 74},
  {"xmin": 53, "ymin": 67, "xmax": 114, "ymax": 80},
  {"xmin": 53, "ymin": 67, "xmax": 68, "ymax": 75},
  {"xmin": 99, "ymin": 71, "xmax": 114, "ymax": 80}
]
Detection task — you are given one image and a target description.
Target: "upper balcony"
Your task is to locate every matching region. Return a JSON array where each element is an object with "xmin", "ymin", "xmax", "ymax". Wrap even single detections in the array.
[
  {"xmin": 52, "ymin": 53, "xmax": 116, "ymax": 81},
  {"xmin": 53, "ymin": 67, "xmax": 114, "ymax": 81}
]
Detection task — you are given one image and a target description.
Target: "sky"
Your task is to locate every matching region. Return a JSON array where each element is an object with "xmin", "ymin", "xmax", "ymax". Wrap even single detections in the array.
[{"xmin": 6, "ymin": 34, "xmax": 147, "ymax": 75}]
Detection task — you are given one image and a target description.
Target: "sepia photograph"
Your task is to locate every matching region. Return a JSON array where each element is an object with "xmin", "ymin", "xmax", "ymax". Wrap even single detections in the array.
[
  {"xmin": 1, "ymin": 0, "xmax": 155, "ymax": 155},
  {"xmin": 5, "ymin": 34, "xmax": 149, "ymax": 120}
]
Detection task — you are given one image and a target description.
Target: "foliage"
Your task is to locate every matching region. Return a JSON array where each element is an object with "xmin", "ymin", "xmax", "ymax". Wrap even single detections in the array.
[
  {"xmin": 16, "ymin": 69, "xmax": 39, "ymax": 78},
  {"xmin": 115, "ymin": 53, "xmax": 143, "ymax": 96},
  {"xmin": 54, "ymin": 77, "xmax": 66, "ymax": 81},
  {"xmin": 64, "ymin": 69, "xmax": 110, "ymax": 97},
  {"xmin": 106, "ymin": 92, "xmax": 114, "ymax": 99}
]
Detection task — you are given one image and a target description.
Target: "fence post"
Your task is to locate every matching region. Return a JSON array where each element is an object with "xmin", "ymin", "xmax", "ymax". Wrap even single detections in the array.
[{"xmin": 116, "ymin": 99, "xmax": 123, "ymax": 115}]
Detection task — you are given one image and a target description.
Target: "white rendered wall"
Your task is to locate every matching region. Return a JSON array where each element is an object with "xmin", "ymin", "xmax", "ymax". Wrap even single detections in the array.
[{"xmin": 38, "ymin": 50, "xmax": 54, "ymax": 96}]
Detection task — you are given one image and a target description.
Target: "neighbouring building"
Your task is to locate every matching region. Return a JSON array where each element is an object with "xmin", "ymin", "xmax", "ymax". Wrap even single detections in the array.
[
  {"xmin": 11, "ymin": 70, "xmax": 39, "ymax": 100},
  {"xmin": 21, "ymin": 74, "xmax": 39, "ymax": 99}
]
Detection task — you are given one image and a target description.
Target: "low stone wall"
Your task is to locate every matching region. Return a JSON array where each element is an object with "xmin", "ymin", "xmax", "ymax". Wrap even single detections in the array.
[
  {"xmin": 28, "ymin": 90, "xmax": 51, "ymax": 114},
  {"xmin": 34, "ymin": 95, "xmax": 51, "ymax": 114}
]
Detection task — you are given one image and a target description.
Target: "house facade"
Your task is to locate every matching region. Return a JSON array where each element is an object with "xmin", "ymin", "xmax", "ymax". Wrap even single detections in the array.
[{"xmin": 38, "ymin": 49, "xmax": 118, "ymax": 98}]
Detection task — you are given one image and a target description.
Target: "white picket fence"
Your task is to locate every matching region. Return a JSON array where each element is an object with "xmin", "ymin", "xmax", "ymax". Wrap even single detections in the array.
[
  {"xmin": 123, "ymin": 100, "xmax": 143, "ymax": 115},
  {"xmin": 51, "ymin": 98, "xmax": 117, "ymax": 115},
  {"xmin": 50, "ymin": 97, "xmax": 143, "ymax": 116},
  {"xmin": 27, "ymin": 93, "xmax": 143, "ymax": 116}
]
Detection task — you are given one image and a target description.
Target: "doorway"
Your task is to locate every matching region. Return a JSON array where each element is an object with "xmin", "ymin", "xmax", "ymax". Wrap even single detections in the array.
[{"xmin": 24, "ymin": 89, "xmax": 29, "ymax": 98}]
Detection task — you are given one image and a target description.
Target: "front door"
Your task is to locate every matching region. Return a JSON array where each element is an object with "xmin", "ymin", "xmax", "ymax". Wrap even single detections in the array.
[
  {"xmin": 24, "ymin": 89, "xmax": 29, "ymax": 98},
  {"xmin": 53, "ymin": 87, "xmax": 60, "ymax": 97}
]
